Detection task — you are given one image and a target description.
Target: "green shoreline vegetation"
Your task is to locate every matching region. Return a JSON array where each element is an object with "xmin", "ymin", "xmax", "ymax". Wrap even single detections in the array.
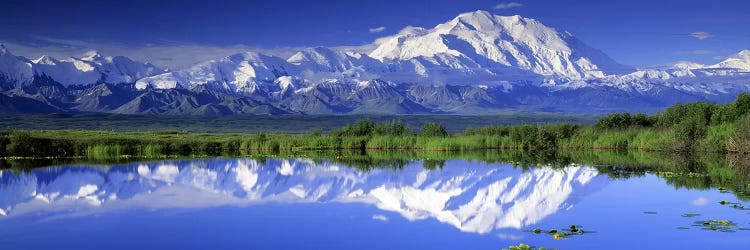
[{"xmin": 1, "ymin": 93, "xmax": 749, "ymax": 159}]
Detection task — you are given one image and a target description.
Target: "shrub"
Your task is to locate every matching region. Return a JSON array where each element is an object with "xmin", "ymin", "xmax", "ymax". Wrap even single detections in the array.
[
  {"xmin": 672, "ymin": 118, "xmax": 708, "ymax": 152},
  {"xmin": 728, "ymin": 115, "xmax": 750, "ymax": 152},
  {"xmin": 421, "ymin": 122, "xmax": 447, "ymax": 137}
]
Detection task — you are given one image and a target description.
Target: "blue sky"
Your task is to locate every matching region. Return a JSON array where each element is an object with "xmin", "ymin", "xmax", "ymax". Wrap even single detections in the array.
[{"xmin": 1, "ymin": 0, "xmax": 748, "ymax": 68}]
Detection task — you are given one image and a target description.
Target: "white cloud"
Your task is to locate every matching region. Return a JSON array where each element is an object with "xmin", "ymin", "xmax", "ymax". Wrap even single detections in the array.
[
  {"xmin": 369, "ymin": 26, "xmax": 387, "ymax": 33},
  {"xmin": 691, "ymin": 197, "xmax": 709, "ymax": 206},
  {"xmin": 372, "ymin": 214, "xmax": 388, "ymax": 221},
  {"xmin": 496, "ymin": 233, "xmax": 524, "ymax": 240},
  {"xmin": 689, "ymin": 31, "xmax": 712, "ymax": 40},
  {"xmin": 494, "ymin": 2, "xmax": 523, "ymax": 9}
]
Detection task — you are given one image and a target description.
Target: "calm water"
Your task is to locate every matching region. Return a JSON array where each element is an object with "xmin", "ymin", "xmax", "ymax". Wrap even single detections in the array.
[{"xmin": 0, "ymin": 157, "xmax": 749, "ymax": 249}]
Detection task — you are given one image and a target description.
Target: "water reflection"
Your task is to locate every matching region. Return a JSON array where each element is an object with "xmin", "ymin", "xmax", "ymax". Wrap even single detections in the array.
[{"xmin": 0, "ymin": 158, "xmax": 607, "ymax": 233}]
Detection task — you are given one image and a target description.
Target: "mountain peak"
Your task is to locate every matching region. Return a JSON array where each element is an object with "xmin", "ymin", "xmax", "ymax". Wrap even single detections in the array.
[
  {"xmin": 82, "ymin": 50, "xmax": 103, "ymax": 60},
  {"xmin": 455, "ymin": 10, "xmax": 494, "ymax": 20},
  {"xmin": 736, "ymin": 50, "xmax": 750, "ymax": 58},
  {"xmin": 370, "ymin": 10, "xmax": 626, "ymax": 78},
  {"xmin": 711, "ymin": 49, "xmax": 750, "ymax": 71},
  {"xmin": 33, "ymin": 55, "xmax": 59, "ymax": 65},
  {"xmin": 451, "ymin": 11, "xmax": 537, "ymax": 30},
  {"xmin": 0, "ymin": 44, "xmax": 7, "ymax": 54},
  {"xmin": 455, "ymin": 10, "xmax": 527, "ymax": 22},
  {"xmin": 225, "ymin": 51, "xmax": 273, "ymax": 63}
]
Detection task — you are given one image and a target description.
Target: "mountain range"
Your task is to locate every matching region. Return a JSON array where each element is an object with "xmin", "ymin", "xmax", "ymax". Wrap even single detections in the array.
[{"xmin": 1, "ymin": 10, "xmax": 749, "ymax": 115}]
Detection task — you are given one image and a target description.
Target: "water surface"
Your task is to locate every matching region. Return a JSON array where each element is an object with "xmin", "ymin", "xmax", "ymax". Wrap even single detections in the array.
[{"xmin": 0, "ymin": 157, "xmax": 748, "ymax": 249}]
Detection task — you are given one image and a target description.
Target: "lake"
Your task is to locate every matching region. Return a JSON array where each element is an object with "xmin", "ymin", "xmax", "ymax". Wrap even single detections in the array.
[{"xmin": 1, "ymin": 155, "xmax": 749, "ymax": 249}]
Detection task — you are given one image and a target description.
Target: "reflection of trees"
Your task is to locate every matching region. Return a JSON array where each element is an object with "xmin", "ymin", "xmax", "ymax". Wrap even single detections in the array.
[
  {"xmin": 422, "ymin": 159, "xmax": 445, "ymax": 170},
  {"xmin": 650, "ymin": 153, "xmax": 750, "ymax": 201}
]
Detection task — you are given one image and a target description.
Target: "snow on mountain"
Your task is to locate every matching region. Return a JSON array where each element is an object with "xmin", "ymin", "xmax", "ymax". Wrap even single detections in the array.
[
  {"xmin": 0, "ymin": 158, "xmax": 607, "ymax": 233},
  {"xmin": 673, "ymin": 61, "xmax": 706, "ymax": 70},
  {"xmin": 31, "ymin": 55, "xmax": 103, "ymax": 86},
  {"xmin": 82, "ymin": 51, "xmax": 165, "ymax": 83},
  {"xmin": 288, "ymin": 47, "xmax": 386, "ymax": 73},
  {"xmin": 713, "ymin": 50, "xmax": 750, "ymax": 71},
  {"xmin": 0, "ymin": 44, "xmax": 34, "ymax": 89},
  {"xmin": 0, "ymin": 46, "xmax": 163, "ymax": 89},
  {"xmin": 136, "ymin": 52, "xmax": 297, "ymax": 94},
  {"xmin": 543, "ymin": 50, "xmax": 750, "ymax": 95},
  {"xmin": 664, "ymin": 50, "xmax": 750, "ymax": 78},
  {"xmin": 369, "ymin": 10, "xmax": 630, "ymax": 79},
  {"xmin": 31, "ymin": 51, "xmax": 164, "ymax": 87},
  {"xmin": 2, "ymin": 11, "xmax": 750, "ymax": 114}
]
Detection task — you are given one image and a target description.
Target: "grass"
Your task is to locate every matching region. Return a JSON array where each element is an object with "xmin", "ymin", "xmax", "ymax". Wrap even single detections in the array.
[{"xmin": 0, "ymin": 120, "xmax": 746, "ymax": 160}]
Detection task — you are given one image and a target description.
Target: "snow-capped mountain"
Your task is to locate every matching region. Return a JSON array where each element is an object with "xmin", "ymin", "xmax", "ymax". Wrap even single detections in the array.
[
  {"xmin": 668, "ymin": 50, "xmax": 750, "ymax": 77},
  {"xmin": 30, "ymin": 51, "xmax": 164, "ymax": 87},
  {"xmin": 136, "ymin": 52, "xmax": 296, "ymax": 95},
  {"xmin": 288, "ymin": 47, "xmax": 388, "ymax": 74},
  {"xmin": 0, "ymin": 158, "xmax": 606, "ymax": 233},
  {"xmin": 713, "ymin": 50, "xmax": 750, "ymax": 71},
  {"xmin": 369, "ymin": 10, "xmax": 630, "ymax": 79},
  {"xmin": 1, "ymin": 10, "xmax": 749, "ymax": 115},
  {"xmin": 0, "ymin": 44, "xmax": 34, "ymax": 89}
]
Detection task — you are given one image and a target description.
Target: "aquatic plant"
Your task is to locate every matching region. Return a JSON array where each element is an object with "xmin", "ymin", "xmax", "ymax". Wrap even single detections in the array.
[
  {"xmin": 681, "ymin": 213, "xmax": 701, "ymax": 218},
  {"xmin": 525, "ymin": 225, "xmax": 589, "ymax": 240},
  {"xmin": 688, "ymin": 219, "xmax": 750, "ymax": 233}
]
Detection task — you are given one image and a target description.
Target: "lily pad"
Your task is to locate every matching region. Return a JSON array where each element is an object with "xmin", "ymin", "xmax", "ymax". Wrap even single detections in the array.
[
  {"xmin": 524, "ymin": 225, "xmax": 593, "ymax": 240},
  {"xmin": 691, "ymin": 219, "xmax": 741, "ymax": 233}
]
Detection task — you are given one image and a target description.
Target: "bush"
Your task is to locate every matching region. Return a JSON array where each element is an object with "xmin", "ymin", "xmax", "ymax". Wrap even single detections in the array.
[
  {"xmin": 534, "ymin": 126, "xmax": 558, "ymax": 151},
  {"xmin": 728, "ymin": 115, "xmax": 750, "ymax": 152},
  {"xmin": 672, "ymin": 118, "xmax": 708, "ymax": 152},
  {"xmin": 7, "ymin": 131, "xmax": 56, "ymax": 157},
  {"xmin": 657, "ymin": 102, "xmax": 715, "ymax": 127},
  {"xmin": 596, "ymin": 113, "xmax": 654, "ymax": 129},
  {"xmin": 421, "ymin": 122, "xmax": 447, "ymax": 137}
]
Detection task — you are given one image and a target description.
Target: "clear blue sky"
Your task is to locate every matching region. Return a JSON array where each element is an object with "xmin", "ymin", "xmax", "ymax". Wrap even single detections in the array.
[{"xmin": 1, "ymin": 0, "xmax": 748, "ymax": 67}]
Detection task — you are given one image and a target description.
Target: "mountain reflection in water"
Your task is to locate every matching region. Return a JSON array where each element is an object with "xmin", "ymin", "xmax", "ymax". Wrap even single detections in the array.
[{"xmin": 0, "ymin": 158, "xmax": 606, "ymax": 233}]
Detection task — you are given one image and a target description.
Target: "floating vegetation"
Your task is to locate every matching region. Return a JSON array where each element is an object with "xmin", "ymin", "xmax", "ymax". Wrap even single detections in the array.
[
  {"xmin": 655, "ymin": 171, "xmax": 710, "ymax": 178},
  {"xmin": 681, "ymin": 213, "xmax": 701, "ymax": 218},
  {"xmin": 503, "ymin": 243, "xmax": 555, "ymax": 250},
  {"xmin": 644, "ymin": 211, "xmax": 658, "ymax": 214},
  {"xmin": 689, "ymin": 220, "xmax": 749, "ymax": 233},
  {"xmin": 525, "ymin": 225, "xmax": 591, "ymax": 240},
  {"xmin": 718, "ymin": 200, "xmax": 749, "ymax": 210},
  {"xmin": 676, "ymin": 227, "xmax": 691, "ymax": 230}
]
